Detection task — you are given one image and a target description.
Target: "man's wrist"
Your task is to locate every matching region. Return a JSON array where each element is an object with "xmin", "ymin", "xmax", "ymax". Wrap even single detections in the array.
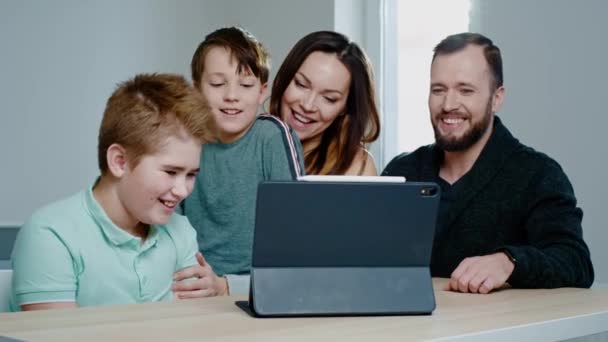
[
  {"xmin": 497, "ymin": 249, "xmax": 516, "ymax": 277},
  {"xmin": 499, "ymin": 249, "xmax": 517, "ymax": 266}
]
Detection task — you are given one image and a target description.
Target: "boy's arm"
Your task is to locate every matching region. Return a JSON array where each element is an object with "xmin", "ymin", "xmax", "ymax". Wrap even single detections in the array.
[
  {"xmin": 12, "ymin": 221, "xmax": 77, "ymax": 311},
  {"xmin": 22, "ymin": 302, "xmax": 76, "ymax": 311},
  {"xmin": 173, "ymin": 224, "xmax": 249, "ymax": 296},
  {"xmin": 174, "ymin": 217, "xmax": 199, "ymax": 270},
  {"xmin": 172, "ymin": 218, "xmax": 229, "ymax": 297}
]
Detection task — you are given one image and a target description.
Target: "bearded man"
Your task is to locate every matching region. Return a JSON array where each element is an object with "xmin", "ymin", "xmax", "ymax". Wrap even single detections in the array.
[{"xmin": 382, "ymin": 32, "xmax": 593, "ymax": 293}]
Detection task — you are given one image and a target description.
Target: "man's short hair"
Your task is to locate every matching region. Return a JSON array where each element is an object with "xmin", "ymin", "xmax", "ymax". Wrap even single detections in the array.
[
  {"xmin": 433, "ymin": 32, "xmax": 503, "ymax": 90},
  {"xmin": 98, "ymin": 73, "xmax": 216, "ymax": 173},
  {"xmin": 191, "ymin": 26, "xmax": 270, "ymax": 88}
]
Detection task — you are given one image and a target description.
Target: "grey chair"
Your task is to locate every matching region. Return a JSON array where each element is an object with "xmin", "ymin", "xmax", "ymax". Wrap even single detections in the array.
[{"xmin": 0, "ymin": 269, "xmax": 12, "ymax": 312}]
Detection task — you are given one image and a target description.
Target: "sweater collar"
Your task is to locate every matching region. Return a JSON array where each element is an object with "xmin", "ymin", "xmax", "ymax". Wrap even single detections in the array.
[{"xmin": 430, "ymin": 115, "xmax": 521, "ymax": 229}]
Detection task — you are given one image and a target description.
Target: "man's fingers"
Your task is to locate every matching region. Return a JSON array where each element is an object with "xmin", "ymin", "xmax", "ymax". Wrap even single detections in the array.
[
  {"xmin": 457, "ymin": 269, "xmax": 476, "ymax": 293},
  {"xmin": 448, "ymin": 271, "xmax": 462, "ymax": 292},
  {"xmin": 449, "ymin": 258, "xmax": 475, "ymax": 293},
  {"xmin": 450, "ymin": 258, "xmax": 470, "ymax": 280},
  {"xmin": 443, "ymin": 281, "xmax": 452, "ymax": 291},
  {"xmin": 448, "ymin": 277, "xmax": 463, "ymax": 292},
  {"xmin": 468, "ymin": 271, "xmax": 487, "ymax": 293},
  {"xmin": 479, "ymin": 277, "xmax": 496, "ymax": 294},
  {"xmin": 445, "ymin": 254, "xmax": 513, "ymax": 294}
]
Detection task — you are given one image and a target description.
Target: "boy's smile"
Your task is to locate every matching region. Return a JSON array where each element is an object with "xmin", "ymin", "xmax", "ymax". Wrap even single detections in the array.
[
  {"xmin": 159, "ymin": 198, "xmax": 178, "ymax": 211},
  {"xmin": 220, "ymin": 107, "xmax": 243, "ymax": 115},
  {"xmin": 95, "ymin": 130, "xmax": 202, "ymax": 236}
]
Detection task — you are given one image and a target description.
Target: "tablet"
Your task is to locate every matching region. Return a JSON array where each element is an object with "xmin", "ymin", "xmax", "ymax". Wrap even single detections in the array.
[{"xmin": 237, "ymin": 180, "xmax": 440, "ymax": 317}]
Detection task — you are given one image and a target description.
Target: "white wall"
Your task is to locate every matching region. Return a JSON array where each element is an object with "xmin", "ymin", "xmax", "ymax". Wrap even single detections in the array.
[
  {"xmin": 0, "ymin": 0, "xmax": 337, "ymax": 226},
  {"xmin": 334, "ymin": 0, "xmax": 389, "ymax": 168},
  {"xmin": 215, "ymin": 0, "xmax": 335, "ymax": 86},
  {"xmin": 0, "ymin": 0, "xmax": 227, "ymax": 226},
  {"xmin": 469, "ymin": 0, "xmax": 608, "ymax": 285}
]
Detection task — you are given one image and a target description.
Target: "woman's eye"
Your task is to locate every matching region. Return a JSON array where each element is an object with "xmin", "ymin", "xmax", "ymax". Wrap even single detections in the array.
[
  {"xmin": 324, "ymin": 97, "xmax": 338, "ymax": 104},
  {"xmin": 165, "ymin": 170, "xmax": 177, "ymax": 176},
  {"xmin": 241, "ymin": 84, "xmax": 254, "ymax": 88},
  {"xmin": 210, "ymin": 82, "xmax": 224, "ymax": 87},
  {"xmin": 294, "ymin": 79, "xmax": 307, "ymax": 88}
]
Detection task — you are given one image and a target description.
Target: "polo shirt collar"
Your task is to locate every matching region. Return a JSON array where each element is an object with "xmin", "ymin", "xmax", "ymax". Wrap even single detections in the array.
[{"xmin": 84, "ymin": 180, "xmax": 159, "ymax": 248}]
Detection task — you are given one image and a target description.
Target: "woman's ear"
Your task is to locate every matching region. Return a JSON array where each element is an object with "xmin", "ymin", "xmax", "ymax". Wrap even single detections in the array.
[{"xmin": 106, "ymin": 143, "xmax": 129, "ymax": 178}]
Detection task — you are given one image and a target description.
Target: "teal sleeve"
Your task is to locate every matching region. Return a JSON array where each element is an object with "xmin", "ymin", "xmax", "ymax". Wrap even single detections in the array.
[
  {"xmin": 264, "ymin": 128, "xmax": 305, "ymax": 180},
  {"xmin": 174, "ymin": 216, "xmax": 199, "ymax": 270},
  {"xmin": 11, "ymin": 221, "xmax": 77, "ymax": 306}
]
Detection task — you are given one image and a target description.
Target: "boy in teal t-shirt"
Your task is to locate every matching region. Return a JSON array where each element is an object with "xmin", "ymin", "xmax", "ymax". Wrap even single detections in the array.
[
  {"xmin": 11, "ymin": 74, "xmax": 216, "ymax": 311},
  {"xmin": 174, "ymin": 27, "xmax": 304, "ymax": 296}
]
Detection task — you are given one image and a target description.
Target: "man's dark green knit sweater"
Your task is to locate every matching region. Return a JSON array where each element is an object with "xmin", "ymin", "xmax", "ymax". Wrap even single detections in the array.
[{"xmin": 382, "ymin": 116, "xmax": 594, "ymax": 288}]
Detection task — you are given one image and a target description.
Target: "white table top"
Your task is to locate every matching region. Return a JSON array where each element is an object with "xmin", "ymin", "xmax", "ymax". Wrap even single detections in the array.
[{"xmin": 1, "ymin": 279, "xmax": 607, "ymax": 341}]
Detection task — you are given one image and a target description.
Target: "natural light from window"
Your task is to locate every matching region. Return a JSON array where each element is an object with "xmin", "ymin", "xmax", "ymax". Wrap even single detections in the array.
[{"xmin": 396, "ymin": 0, "xmax": 471, "ymax": 153}]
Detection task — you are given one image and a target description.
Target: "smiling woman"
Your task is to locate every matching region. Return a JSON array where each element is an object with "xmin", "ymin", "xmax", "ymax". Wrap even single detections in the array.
[{"xmin": 269, "ymin": 31, "xmax": 380, "ymax": 175}]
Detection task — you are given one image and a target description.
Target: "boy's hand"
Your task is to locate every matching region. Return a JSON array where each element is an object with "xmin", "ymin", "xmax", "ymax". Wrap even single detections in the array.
[{"xmin": 172, "ymin": 252, "xmax": 229, "ymax": 298}]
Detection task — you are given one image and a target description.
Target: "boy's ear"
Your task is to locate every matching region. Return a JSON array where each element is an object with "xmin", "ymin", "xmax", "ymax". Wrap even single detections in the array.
[
  {"xmin": 106, "ymin": 143, "xmax": 129, "ymax": 178},
  {"xmin": 258, "ymin": 82, "xmax": 269, "ymax": 105}
]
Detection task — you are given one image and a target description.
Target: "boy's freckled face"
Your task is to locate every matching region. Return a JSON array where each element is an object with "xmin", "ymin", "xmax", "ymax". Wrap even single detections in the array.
[
  {"xmin": 117, "ymin": 133, "xmax": 202, "ymax": 226},
  {"xmin": 200, "ymin": 47, "xmax": 267, "ymax": 144}
]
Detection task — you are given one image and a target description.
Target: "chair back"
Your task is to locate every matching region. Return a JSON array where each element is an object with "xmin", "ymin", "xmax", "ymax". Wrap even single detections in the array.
[{"xmin": 0, "ymin": 269, "xmax": 13, "ymax": 312}]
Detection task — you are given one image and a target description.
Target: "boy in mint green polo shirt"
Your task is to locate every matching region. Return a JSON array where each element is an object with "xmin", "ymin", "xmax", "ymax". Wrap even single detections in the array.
[{"xmin": 10, "ymin": 73, "xmax": 216, "ymax": 311}]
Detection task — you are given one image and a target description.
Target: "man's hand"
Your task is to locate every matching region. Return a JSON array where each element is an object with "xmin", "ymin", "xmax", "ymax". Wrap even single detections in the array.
[
  {"xmin": 444, "ymin": 252, "xmax": 515, "ymax": 294},
  {"xmin": 172, "ymin": 252, "xmax": 229, "ymax": 299}
]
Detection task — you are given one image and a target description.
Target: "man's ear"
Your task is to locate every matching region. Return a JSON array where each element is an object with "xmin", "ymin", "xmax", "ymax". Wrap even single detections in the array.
[
  {"xmin": 258, "ymin": 82, "xmax": 269, "ymax": 105},
  {"xmin": 106, "ymin": 143, "xmax": 129, "ymax": 178},
  {"xmin": 492, "ymin": 86, "xmax": 505, "ymax": 113}
]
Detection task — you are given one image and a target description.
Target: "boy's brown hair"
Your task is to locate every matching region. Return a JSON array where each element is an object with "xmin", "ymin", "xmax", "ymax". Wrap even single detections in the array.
[
  {"xmin": 191, "ymin": 26, "xmax": 270, "ymax": 88},
  {"xmin": 98, "ymin": 73, "xmax": 216, "ymax": 174}
]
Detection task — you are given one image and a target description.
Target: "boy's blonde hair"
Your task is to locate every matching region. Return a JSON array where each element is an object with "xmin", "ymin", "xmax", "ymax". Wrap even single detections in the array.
[
  {"xmin": 98, "ymin": 73, "xmax": 216, "ymax": 174},
  {"xmin": 191, "ymin": 26, "xmax": 270, "ymax": 88}
]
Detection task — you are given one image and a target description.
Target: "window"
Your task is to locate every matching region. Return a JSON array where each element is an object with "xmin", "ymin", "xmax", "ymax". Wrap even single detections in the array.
[{"xmin": 380, "ymin": 0, "xmax": 471, "ymax": 164}]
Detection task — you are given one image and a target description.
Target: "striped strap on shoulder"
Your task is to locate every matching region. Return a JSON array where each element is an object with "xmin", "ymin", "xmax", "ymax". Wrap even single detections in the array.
[{"xmin": 258, "ymin": 114, "xmax": 303, "ymax": 178}]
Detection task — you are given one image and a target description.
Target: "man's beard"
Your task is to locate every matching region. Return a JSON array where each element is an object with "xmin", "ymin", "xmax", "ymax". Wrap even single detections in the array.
[{"xmin": 433, "ymin": 100, "xmax": 493, "ymax": 152}]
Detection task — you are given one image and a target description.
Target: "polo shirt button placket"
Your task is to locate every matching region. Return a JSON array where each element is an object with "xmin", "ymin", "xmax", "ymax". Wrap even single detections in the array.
[
  {"xmin": 132, "ymin": 253, "xmax": 144, "ymax": 301},
  {"xmin": 137, "ymin": 250, "xmax": 152, "ymax": 301},
  {"xmin": 140, "ymin": 275, "xmax": 149, "ymax": 300}
]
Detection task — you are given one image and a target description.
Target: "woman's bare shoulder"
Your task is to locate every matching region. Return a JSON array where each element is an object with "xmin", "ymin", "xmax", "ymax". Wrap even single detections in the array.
[{"xmin": 345, "ymin": 148, "xmax": 378, "ymax": 176}]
